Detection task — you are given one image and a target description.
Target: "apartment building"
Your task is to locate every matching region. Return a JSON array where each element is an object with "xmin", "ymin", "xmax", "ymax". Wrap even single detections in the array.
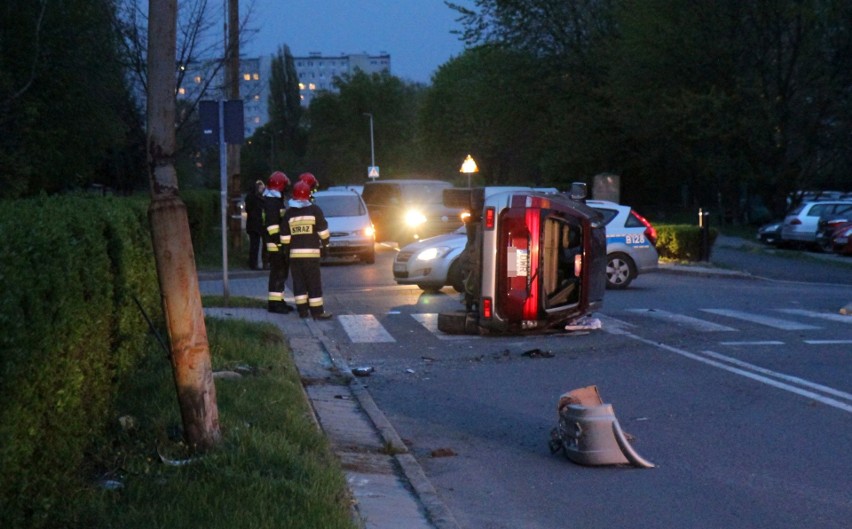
[
  {"xmin": 177, "ymin": 52, "xmax": 391, "ymax": 138},
  {"xmin": 295, "ymin": 52, "xmax": 391, "ymax": 106}
]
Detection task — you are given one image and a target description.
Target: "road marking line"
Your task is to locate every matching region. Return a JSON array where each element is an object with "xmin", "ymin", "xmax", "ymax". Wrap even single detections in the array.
[
  {"xmin": 338, "ymin": 314, "xmax": 395, "ymax": 343},
  {"xmin": 410, "ymin": 313, "xmax": 470, "ymax": 340},
  {"xmin": 603, "ymin": 325, "xmax": 852, "ymax": 414},
  {"xmin": 700, "ymin": 308, "xmax": 821, "ymax": 330},
  {"xmin": 719, "ymin": 341, "xmax": 785, "ymax": 346},
  {"xmin": 700, "ymin": 349, "xmax": 852, "ymax": 403},
  {"xmin": 803, "ymin": 340, "xmax": 852, "ymax": 345},
  {"xmin": 625, "ymin": 308, "xmax": 737, "ymax": 331},
  {"xmin": 775, "ymin": 308, "xmax": 852, "ymax": 324}
]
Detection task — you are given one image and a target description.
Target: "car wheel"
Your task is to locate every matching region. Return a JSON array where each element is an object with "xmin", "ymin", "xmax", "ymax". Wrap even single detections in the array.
[
  {"xmin": 361, "ymin": 246, "xmax": 375, "ymax": 264},
  {"xmin": 606, "ymin": 252, "xmax": 635, "ymax": 290},
  {"xmin": 447, "ymin": 259, "xmax": 465, "ymax": 293}
]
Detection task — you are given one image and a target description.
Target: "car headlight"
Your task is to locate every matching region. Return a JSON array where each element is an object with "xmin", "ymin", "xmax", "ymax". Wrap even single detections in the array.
[
  {"xmin": 416, "ymin": 246, "xmax": 452, "ymax": 261},
  {"xmin": 364, "ymin": 225, "xmax": 375, "ymax": 238},
  {"xmin": 405, "ymin": 209, "xmax": 427, "ymax": 227}
]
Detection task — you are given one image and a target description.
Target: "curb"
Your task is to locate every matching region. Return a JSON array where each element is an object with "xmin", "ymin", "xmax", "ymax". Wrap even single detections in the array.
[{"xmin": 305, "ymin": 320, "xmax": 462, "ymax": 529}]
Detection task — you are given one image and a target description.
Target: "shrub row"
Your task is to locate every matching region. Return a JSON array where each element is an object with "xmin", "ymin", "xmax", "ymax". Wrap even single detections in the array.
[
  {"xmin": 655, "ymin": 224, "xmax": 719, "ymax": 261},
  {"xmin": 0, "ymin": 191, "xmax": 216, "ymax": 527}
]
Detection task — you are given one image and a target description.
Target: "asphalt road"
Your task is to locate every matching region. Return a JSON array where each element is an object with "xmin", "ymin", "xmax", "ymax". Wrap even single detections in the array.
[{"xmin": 313, "ymin": 239, "xmax": 852, "ymax": 529}]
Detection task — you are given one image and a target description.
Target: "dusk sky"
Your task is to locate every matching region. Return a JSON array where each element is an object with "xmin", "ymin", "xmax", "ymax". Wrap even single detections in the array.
[{"xmin": 242, "ymin": 0, "xmax": 471, "ymax": 83}]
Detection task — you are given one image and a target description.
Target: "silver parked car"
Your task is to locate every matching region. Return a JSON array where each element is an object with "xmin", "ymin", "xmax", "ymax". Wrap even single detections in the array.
[
  {"xmin": 312, "ymin": 189, "xmax": 376, "ymax": 264},
  {"xmin": 780, "ymin": 200, "xmax": 852, "ymax": 247},
  {"xmin": 392, "ymin": 226, "xmax": 468, "ymax": 291}
]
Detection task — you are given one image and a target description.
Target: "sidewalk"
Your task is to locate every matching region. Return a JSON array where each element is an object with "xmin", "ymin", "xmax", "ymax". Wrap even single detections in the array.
[{"xmin": 202, "ymin": 297, "xmax": 460, "ymax": 529}]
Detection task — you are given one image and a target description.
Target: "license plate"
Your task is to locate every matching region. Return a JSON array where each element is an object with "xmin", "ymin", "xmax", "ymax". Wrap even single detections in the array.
[{"xmin": 393, "ymin": 263, "xmax": 406, "ymax": 273}]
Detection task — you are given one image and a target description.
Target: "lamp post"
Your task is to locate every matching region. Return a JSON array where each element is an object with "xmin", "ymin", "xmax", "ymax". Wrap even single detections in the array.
[
  {"xmin": 460, "ymin": 154, "xmax": 479, "ymax": 188},
  {"xmin": 363, "ymin": 112, "xmax": 375, "ymax": 177}
]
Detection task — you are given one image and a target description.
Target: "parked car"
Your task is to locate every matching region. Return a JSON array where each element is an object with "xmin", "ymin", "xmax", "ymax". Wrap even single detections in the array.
[
  {"xmin": 311, "ymin": 189, "xmax": 375, "ymax": 264},
  {"xmin": 780, "ymin": 200, "xmax": 852, "ymax": 247},
  {"xmin": 585, "ymin": 200, "xmax": 659, "ymax": 289},
  {"xmin": 757, "ymin": 220, "xmax": 783, "ymax": 245},
  {"xmin": 361, "ymin": 179, "xmax": 464, "ymax": 244},
  {"xmin": 815, "ymin": 205, "xmax": 852, "ymax": 252},
  {"xmin": 830, "ymin": 223, "xmax": 852, "ymax": 255}
]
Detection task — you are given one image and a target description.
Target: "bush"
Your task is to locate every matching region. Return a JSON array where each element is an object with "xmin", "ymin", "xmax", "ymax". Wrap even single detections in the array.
[
  {"xmin": 655, "ymin": 224, "xmax": 719, "ymax": 261},
  {"xmin": 0, "ymin": 195, "xmax": 160, "ymax": 528}
]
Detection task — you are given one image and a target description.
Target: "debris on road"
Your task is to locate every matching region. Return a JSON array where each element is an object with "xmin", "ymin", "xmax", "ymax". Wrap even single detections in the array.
[
  {"xmin": 351, "ymin": 366, "xmax": 375, "ymax": 377},
  {"xmin": 522, "ymin": 348, "xmax": 555, "ymax": 358},
  {"xmin": 549, "ymin": 385, "xmax": 655, "ymax": 469}
]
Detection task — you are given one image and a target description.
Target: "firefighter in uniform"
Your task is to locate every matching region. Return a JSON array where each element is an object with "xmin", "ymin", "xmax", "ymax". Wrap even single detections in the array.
[
  {"xmin": 299, "ymin": 172, "xmax": 319, "ymax": 198},
  {"xmin": 263, "ymin": 171, "xmax": 293, "ymax": 314},
  {"xmin": 281, "ymin": 180, "xmax": 333, "ymax": 320}
]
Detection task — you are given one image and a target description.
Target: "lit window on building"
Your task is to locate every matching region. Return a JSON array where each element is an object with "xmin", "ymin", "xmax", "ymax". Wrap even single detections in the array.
[
  {"xmin": 299, "ymin": 82, "xmax": 305, "ymax": 90},
  {"xmin": 243, "ymin": 73, "xmax": 251, "ymax": 81},
  {"xmin": 178, "ymin": 87, "xmax": 186, "ymax": 95},
  {"xmin": 254, "ymin": 116, "xmax": 261, "ymax": 124},
  {"xmin": 253, "ymin": 73, "xmax": 259, "ymax": 80},
  {"xmin": 309, "ymin": 83, "xmax": 316, "ymax": 90},
  {"xmin": 253, "ymin": 94, "xmax": 260, "ymax": 101},
  {"xmin": 194, "ymin": 75, "xmax": 202, "ymax": 83}
]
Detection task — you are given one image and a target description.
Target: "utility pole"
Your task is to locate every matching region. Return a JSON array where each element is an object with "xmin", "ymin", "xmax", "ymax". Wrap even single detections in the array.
[
  {"xmin": 146, "ymin": 0, "xmax": 220, "ymax": 451},
  {"xmin": 226, "ymin": 0, "xmax": 242, "ymax": 250}
]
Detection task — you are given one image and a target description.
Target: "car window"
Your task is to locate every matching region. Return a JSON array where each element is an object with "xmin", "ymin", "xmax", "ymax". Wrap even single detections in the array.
[
  {"xmin": 362, "ymin": 184, "xmax": 400, "ymax": 206},
  {"xmin": 591, "ymin": 207, "xmax": 619, "ymax": 225},
  {"xmin": 314, "ymin": 195, "xmax": 366, "ymax": 217},
  {"xmin": 808, "ymin": 204, "xmax": 830, "ymax": 217},
  {"xmin": 399, "ymin": 183, "xmax": 451, "ymax": 204}
]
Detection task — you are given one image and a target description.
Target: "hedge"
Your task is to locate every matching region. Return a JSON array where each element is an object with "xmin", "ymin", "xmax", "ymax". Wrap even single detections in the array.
[
  {"xmin": 655, "ymin": 224, "xmax": 719, "ymax": 261},
  {"xmin": 0, "ymin": 191, "xmax": 216, "ymax": 528}
]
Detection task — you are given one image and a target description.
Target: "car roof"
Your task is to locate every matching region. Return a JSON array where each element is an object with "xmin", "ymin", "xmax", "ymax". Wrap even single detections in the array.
[
  {"xmin": 364, "ymin": 179, "xmax": 452, "ymax": 186},
  {"xmin": 313, "ymin": 189, "xmax": 363, "ymax": 197}
]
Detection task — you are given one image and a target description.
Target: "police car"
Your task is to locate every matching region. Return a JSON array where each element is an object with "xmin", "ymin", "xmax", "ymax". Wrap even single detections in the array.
[{"xmin": 585, "ymin": 200, "xmax": 659, "ymax": 289}]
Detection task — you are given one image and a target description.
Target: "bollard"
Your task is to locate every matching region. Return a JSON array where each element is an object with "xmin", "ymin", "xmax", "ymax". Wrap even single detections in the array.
[{"xmin": 699, "ymin": 208, "xmax": 710, "ymax": 261}]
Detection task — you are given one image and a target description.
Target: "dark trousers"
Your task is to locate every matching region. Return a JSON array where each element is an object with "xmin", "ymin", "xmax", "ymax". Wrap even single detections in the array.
[
  {"xmin": 247, "ymin": 230, "xmax": 264, "ymax": 269},
  {"xmin": 266, "ymin": 249, "xmax": 290, "ymax": 309},
  {"xmin": 290, "ymin": 257, "xmax": 324, "ymax": 316}
]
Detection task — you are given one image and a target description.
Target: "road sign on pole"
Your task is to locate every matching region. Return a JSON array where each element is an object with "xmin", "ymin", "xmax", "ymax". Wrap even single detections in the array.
[{"xmin": 368, "ymin": 166, "xmax": 380, "ymax": 179}]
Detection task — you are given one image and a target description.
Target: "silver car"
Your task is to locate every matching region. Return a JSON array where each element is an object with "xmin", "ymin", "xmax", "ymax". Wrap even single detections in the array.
[
  {"xmin": 392, "ymin": 226, "xmax": 468, "ymax": 291},
  {"xmin": 312, "ymin": 190, "xmax": 376, "ymax": 264},
  {"xmin": 586, "ymin": 200, "xmax": 659, "ymax": 289},
  {"xmin": 780, "ymin": 200, "xmax": 852, "ymax": 246}
]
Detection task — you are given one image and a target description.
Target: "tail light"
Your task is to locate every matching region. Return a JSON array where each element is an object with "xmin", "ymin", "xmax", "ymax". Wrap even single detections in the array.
[
  {"xmin": 484, "ymin": 207, "xmax": 496, "ymax": 230},
  {"xmin": 482, "ymin": 297, "xmax": 493, "ymax": 319},
  {"xmin": 631, "ymin": 210, "xmax": 657, "ymax": 245}
]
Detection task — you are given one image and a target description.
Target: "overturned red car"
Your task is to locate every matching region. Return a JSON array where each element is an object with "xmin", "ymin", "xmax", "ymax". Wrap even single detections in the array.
[{"xmin": 438, "ymin": 184, "xmax": 607, "ymax": 335}]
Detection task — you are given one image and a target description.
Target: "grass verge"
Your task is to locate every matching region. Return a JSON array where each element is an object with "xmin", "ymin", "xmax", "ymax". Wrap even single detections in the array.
[{"xmin": 61, "ymin": 313, "xmax": 357, "ymax": 529}]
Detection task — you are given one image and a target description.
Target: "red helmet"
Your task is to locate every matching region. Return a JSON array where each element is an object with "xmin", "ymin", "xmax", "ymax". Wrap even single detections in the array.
[
  {"xmin": 292, "ymin": 180, "xmax": 312, "ymax": 201},
  {"xmin": 267, "ymin": 171, "xmax": 290, "ymax": 192},
  {"xmin": 299, "ymin": 172, "xmax": 318, "ymax": 191}
]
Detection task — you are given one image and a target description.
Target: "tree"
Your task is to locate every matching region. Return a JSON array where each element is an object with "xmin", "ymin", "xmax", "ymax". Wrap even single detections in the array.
[
  {"xmin": 420, "ymin": 46, "xmax": 555, "ymax": 185},
  {"xmin": 267, "ymin": 45, "xmax": 304, "ymax": 168},
  {"xmin": 304, "ymin": 71, "xmax": 427, "ymax": 184},
  {"xmin": 147, "ymin": 0, "xmax": 220, "ymax": 451},
  {"xmin": 0, "ymin": 0, "xmax": 146, "ymax": 197}
]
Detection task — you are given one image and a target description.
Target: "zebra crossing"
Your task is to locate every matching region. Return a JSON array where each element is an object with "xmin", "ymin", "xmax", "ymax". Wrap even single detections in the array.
[{"xmin": 332, "ymin": 307, "xmax": 852, "ymax": 345}]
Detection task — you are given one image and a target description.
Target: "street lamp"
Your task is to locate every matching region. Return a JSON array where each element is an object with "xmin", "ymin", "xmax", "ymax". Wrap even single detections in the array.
[
  {"xmin": 460, "ymin": 154, "xmax": 479, "ymax": 188},
  {"xmin": 363, "ymin": 112, "xmax": 376, "ymax": 177}
]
